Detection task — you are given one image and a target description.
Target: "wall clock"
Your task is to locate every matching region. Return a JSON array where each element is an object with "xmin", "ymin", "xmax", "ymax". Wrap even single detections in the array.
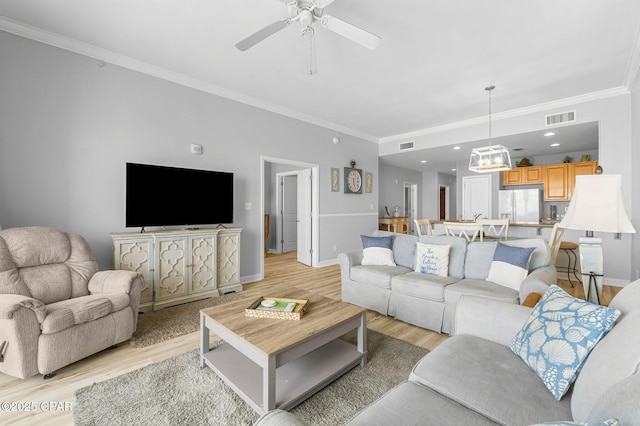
[{"xmin": 344, "ymin": 161, "xmax": 363, "ymax": 194}]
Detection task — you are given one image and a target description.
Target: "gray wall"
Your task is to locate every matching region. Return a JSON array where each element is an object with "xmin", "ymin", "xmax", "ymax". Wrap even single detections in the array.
[
  {"xmin": 378, "ymin": 162, "xmax": 422, "ymax": 219},
  {"xmin": 0, "ymin": 32, "xmax": 378, "ymax": 279}
]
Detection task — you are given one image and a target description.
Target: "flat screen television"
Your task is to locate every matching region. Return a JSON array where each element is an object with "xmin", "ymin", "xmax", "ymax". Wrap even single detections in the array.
[{"xmin": 126, "ymin": 162, "xmax": 233, "ymax": 229}]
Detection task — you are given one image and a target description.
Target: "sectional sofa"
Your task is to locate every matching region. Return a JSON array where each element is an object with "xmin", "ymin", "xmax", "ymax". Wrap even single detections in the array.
[
  {"xmin": 338, "ymin": 231, "xmax": 555, "ymax": 334},
  {"xmin": 255, "ymin": 279, "xmax": 640, "ymax": 425}
]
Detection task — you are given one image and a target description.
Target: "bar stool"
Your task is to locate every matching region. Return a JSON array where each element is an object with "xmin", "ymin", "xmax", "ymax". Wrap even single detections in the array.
[{"xmin": 558, "ymin": 241, "xmax": 581, "ymax": 287}]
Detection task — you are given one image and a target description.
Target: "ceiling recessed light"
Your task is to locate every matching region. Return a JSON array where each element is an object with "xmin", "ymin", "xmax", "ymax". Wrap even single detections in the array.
[
  {"xmin": 550, "ymin": 143, "xmax": 560, "ymax": 147},
  {"xmin": 451, "ymin": 168, "xmax": 457, "ymax": 171},
  {"xmin": 420, "ymin": 160, "xmax": 427, "ymax": 163},
  {"xmin": 544, "ymin": 132, "xmax": 556, "ymax": 137},
  {"xmin": 453, "ymin": 146, "xmax": 461, "ymax": 150}
]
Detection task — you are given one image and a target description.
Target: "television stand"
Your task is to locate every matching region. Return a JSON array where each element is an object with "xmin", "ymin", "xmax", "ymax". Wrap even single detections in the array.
[{"xmin": 111, "ymin": 228, "xmax": 242, "ymax": 312}]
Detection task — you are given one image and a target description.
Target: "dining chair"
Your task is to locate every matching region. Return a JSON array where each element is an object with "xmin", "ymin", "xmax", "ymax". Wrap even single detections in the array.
[
  {"xmin": 414, "ymin": 219, "xmax": 433, "ymax": 237},
  {"xmin": 477, "ymin": 219, "xmax": 510, "ymax": 241},
  {"xmin": 443, "ymin": 222, "xmax": 483, "ymax": 242}
]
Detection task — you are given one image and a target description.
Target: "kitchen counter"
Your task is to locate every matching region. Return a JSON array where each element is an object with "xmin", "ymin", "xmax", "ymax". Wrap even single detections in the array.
[{"xmin": 430, "ymin": 220, "xmax": 555, "ymax": 228}]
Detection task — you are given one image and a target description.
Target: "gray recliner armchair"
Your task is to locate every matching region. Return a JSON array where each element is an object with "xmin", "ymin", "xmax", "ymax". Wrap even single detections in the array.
[{"xmin": 0, "ymin": 226, "xmax": 144, "ymax": 379}]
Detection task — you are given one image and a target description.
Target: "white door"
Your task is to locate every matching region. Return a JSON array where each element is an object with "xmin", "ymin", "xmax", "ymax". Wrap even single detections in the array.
[
  {"xmin": 404, "ymin": 182, "xmax": 418, "ymax": 235},
  {"xmin": 297, "ymin": 168, "xmax": 312, "ymax": 266},
  {"xmin": 281, "ymin": 175, "xmax": 297, "ymax": 253},
  {"xmin": 462, "ymin": 175, "xmax": 491, "ymax": 220}
]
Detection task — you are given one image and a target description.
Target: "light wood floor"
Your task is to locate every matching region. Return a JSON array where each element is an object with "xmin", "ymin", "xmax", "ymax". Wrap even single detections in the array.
[{"xmin": 0, "ymin": 252, "xmax": 621, "ymax": 425}]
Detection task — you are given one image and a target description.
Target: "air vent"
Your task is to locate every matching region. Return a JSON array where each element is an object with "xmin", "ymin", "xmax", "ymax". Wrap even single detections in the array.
[
  {"xmin": 399, "ymin": 141, "xmax": 415, "ymax": 151},
  {"xmin": 546, "ymin": 111, "xmax": 576, "ymax": 126}
]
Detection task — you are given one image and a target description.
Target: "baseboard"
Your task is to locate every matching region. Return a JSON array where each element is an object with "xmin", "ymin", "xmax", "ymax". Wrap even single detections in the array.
[{"xmin": 317, "ymin": 258, "xmax": 339, "ymax": 268}]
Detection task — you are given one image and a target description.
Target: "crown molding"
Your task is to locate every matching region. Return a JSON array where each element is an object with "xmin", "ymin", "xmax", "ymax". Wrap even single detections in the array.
[
  {"xmin": 0, "ymin": 16, "xmax": 378, "ymax": 143},
  {"xmin": 378, "ymin": 86, "xmax": 630, "ymax": 144},
  {"xmin": 1, "ymin": 16, "xmax": 634, "ymax": 146}
]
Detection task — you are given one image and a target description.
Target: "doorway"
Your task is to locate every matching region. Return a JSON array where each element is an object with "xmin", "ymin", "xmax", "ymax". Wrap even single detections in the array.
[
  {"xmin": 439, "ymin": 185, "xmax": 450, "ymax": 220},
  {"xmin": 404, "ymin": 182, "xmax": 418, "ymax": 235},
  {"xmin": 261, "ymin": 156, "xmax": 319, "ymax": 280},
  {"xmin": 278, "ymin": 173, "xmax": 298, "ymax": 253},
  {"xmin": 462, "ymin": 175, "xmax": 492, "ymax": 220}
]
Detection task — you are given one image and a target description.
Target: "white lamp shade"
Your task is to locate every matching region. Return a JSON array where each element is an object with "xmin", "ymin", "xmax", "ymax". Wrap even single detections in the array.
[{"xmin": 558, "ymin": 174, "xmax": 635, "ymax": 234}]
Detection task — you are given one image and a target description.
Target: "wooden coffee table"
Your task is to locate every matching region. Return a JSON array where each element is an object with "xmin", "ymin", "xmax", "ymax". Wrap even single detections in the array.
[{"xmin": 200, "ymin": 288, "xmax": 367, "ymax": 415}]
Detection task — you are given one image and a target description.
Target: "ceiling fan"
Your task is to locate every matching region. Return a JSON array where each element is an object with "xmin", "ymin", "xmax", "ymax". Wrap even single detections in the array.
[{"xmin": 235, "ymin": 0, "xmax": 381, "ymax": 71}]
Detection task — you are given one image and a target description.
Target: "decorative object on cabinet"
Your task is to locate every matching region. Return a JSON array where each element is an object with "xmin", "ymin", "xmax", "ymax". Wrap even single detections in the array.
[
  {"xmin": 517, "ymin": 157, "xmax": 532, "ymax": 167},
  {"xmin": 365, "ymin": 172, "xmax": 373, "ymax": 193},
  {"xmin": 558, "ymin": 175, "xmax": 635, "ymax": 304},
  {"xmin": 469, "ymin": 86, "xmax": 512, "ymax": 173},
  {"xmin": 384, "ymin": 206, "xmax": 391, "ymax": 217},
  {"xmin": 563, "ymin": 156, "xmax": 572, "ymax": 163},
  {"xmin": 112, "ymin": 228, "xmax": 242, "ymax": 311},
  {"xmin": 581, "ymin": 154, "xmax": 591, "ymax": 162},
  {"xmin": 330, "ymin": 168, "xmax": 339, "ymax": 192},
  {"xmin": 344, "ymin": 160, "xmax": 363, "ymax": 194}
]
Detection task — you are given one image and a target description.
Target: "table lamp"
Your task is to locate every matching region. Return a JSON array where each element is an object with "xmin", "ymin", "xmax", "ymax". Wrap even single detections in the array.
[{"xmin": 558, "ymin": 174, "xmax": 635, "ymax": 304}]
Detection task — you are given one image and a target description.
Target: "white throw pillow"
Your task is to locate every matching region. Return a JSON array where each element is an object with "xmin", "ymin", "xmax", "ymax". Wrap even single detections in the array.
[
  {"xmin": 486, "ymin": 242, "xmax": 535, "ymax": 291},
  {"xmin": 415, "ymin": 243, "xmax": 450, "ymax": 276}
]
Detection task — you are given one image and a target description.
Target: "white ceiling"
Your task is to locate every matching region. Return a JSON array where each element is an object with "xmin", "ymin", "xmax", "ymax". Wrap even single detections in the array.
[{"xmin": 1, "ymin": 0, "xmax": 639, "ymax": 171}]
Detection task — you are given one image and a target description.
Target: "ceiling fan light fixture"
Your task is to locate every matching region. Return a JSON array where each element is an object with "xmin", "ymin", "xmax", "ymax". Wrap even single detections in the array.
[{"xmin": 469, "ymin": 85, "xmax": 512, "ymax": 173}]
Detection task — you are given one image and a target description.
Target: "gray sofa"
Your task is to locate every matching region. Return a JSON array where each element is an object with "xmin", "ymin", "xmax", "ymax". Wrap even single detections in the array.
[
  {"xmin": 255, "ymin": 280, "xmax": 640, "ymax": 425},
  {"xmin": 339, "ymin": 231, "xmax": 555, "ymax": 334}
]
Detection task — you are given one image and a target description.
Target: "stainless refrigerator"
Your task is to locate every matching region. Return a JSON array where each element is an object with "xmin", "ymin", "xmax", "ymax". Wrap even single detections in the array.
[{"xmin": 498, "ymin": 189, "xmax": 541, "ymax": 224}]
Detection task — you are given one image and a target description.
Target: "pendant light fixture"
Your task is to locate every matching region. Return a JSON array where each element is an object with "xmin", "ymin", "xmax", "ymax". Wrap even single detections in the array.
[{"xmin": 469, "ymin": 86, "xmax": 512, "ymax": 173}]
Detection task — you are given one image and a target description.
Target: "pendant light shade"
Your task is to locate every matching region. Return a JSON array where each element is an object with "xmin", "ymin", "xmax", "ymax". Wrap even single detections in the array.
[{"xmin": 469, "ymin": 86, "xmax": 512, "ymax": 173}]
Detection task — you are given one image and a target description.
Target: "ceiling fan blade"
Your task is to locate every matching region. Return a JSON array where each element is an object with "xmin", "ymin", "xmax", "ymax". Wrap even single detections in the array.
[
  {"xmin": 235, "ymin": 19, "xmax": 291, "ymax": 51},
  {"xmin": 314, "ymin": 0, "xmax": 338, "ymax": 7},
  {"xmin": 320, "ymin": 15, "xmax": 380, "ymax": 50}
]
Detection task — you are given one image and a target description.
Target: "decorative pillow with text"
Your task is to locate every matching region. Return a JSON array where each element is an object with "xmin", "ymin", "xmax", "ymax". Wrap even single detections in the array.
[{"xmin": 415, "ymin": 243, "xmax": 450, "ymax": 276}]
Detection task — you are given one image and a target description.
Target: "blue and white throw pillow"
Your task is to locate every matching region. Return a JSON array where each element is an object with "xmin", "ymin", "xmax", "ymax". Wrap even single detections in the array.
[
  {"xmin": 415, "ymin": 242, "xmax": 450, "ymax": 276},
  {"xmin": 360, "ymin": 235, "xmax": 396, "ymax": 266},
  {"xmin": 509, "ymin": 285, "xmax": 621, "ymax": 400},
  {"xmin": 486, "ymin": 242, "xmax": 535, "ymax": 291}
]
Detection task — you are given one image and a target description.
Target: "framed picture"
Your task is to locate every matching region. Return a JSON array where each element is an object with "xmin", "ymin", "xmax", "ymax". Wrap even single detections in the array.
[
  {"xmin": 330, "ymin": 168, "xmax": 339, "ymax": 192},
  {"xmin": 365, "ymin": 172, "xmax": 373, "ymax": 193}
]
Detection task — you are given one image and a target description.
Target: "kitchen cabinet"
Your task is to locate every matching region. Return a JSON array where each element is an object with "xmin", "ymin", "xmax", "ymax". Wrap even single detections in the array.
[
  {"xmin": 543, "ymin": 161, "xmax": 599, "ymax": 201},
  {"xmin": 544, "ymin": 164, "xmax": 570, "ymax": 201},
  {"xmin": 502, "ymin": 166, "xmax": 543, "ymax": 185}
]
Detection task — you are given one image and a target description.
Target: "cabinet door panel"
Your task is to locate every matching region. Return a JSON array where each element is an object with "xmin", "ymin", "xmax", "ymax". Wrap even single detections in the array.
[
  {"xmin": 569, "ymin": 161, "xmax": 598, "ymax": 199},
  {"xmin": 217, "ymin": 233, "xmax": 240, "ymax": 287},
  {"xmin": 156, "ymin": 238, "xmax": 187, "ymax": 299},
  {"xmin": 502, "ymin": 169, "xmax": 522, "ymax": 185},
  {"xmin": 544, "ymin": 164, "xmax": 569, "ymax": 200},
  {"xmin": 523, "ymin": 166, "xmax": 543, "ymax": 184},
  {"xmin": 113, "ymin": 239, "xmax": 153, "ymax": 304},
  {"xmin": 189, "ymin": 235, "xmax": 216, "ymax": 293}
]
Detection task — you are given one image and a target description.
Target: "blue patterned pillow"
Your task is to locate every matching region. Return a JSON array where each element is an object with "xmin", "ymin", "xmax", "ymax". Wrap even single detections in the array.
[
  {"xmin": 486, "ymin": 242, "xmax": 535, "ymax": 291},
  {"xmin": 360, "ymin": 235, "xmax": 396, "ymax": 266},
  {"xmin": 510, "ymin": 285, "xmax": 621, "ymax": 400}
]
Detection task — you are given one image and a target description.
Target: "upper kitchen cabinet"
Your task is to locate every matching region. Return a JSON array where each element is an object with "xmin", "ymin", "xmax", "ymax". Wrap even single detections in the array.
[
  {"xmin": 543, "ymin": 161, "xmax": 599, "ymax": 201},
  {"xmin": 544, "ymin": 164, "xmax": 570, "ymax": 200},
  {"xmin": 502, "ymin": 166, "xmax": 544, "ymax": 185}
]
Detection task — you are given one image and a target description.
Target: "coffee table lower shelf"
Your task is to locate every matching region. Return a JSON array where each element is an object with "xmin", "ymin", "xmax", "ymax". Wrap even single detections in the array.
[{"xmin": 201, "ymin": 338, "xmax": 363, "ymax": 414}]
